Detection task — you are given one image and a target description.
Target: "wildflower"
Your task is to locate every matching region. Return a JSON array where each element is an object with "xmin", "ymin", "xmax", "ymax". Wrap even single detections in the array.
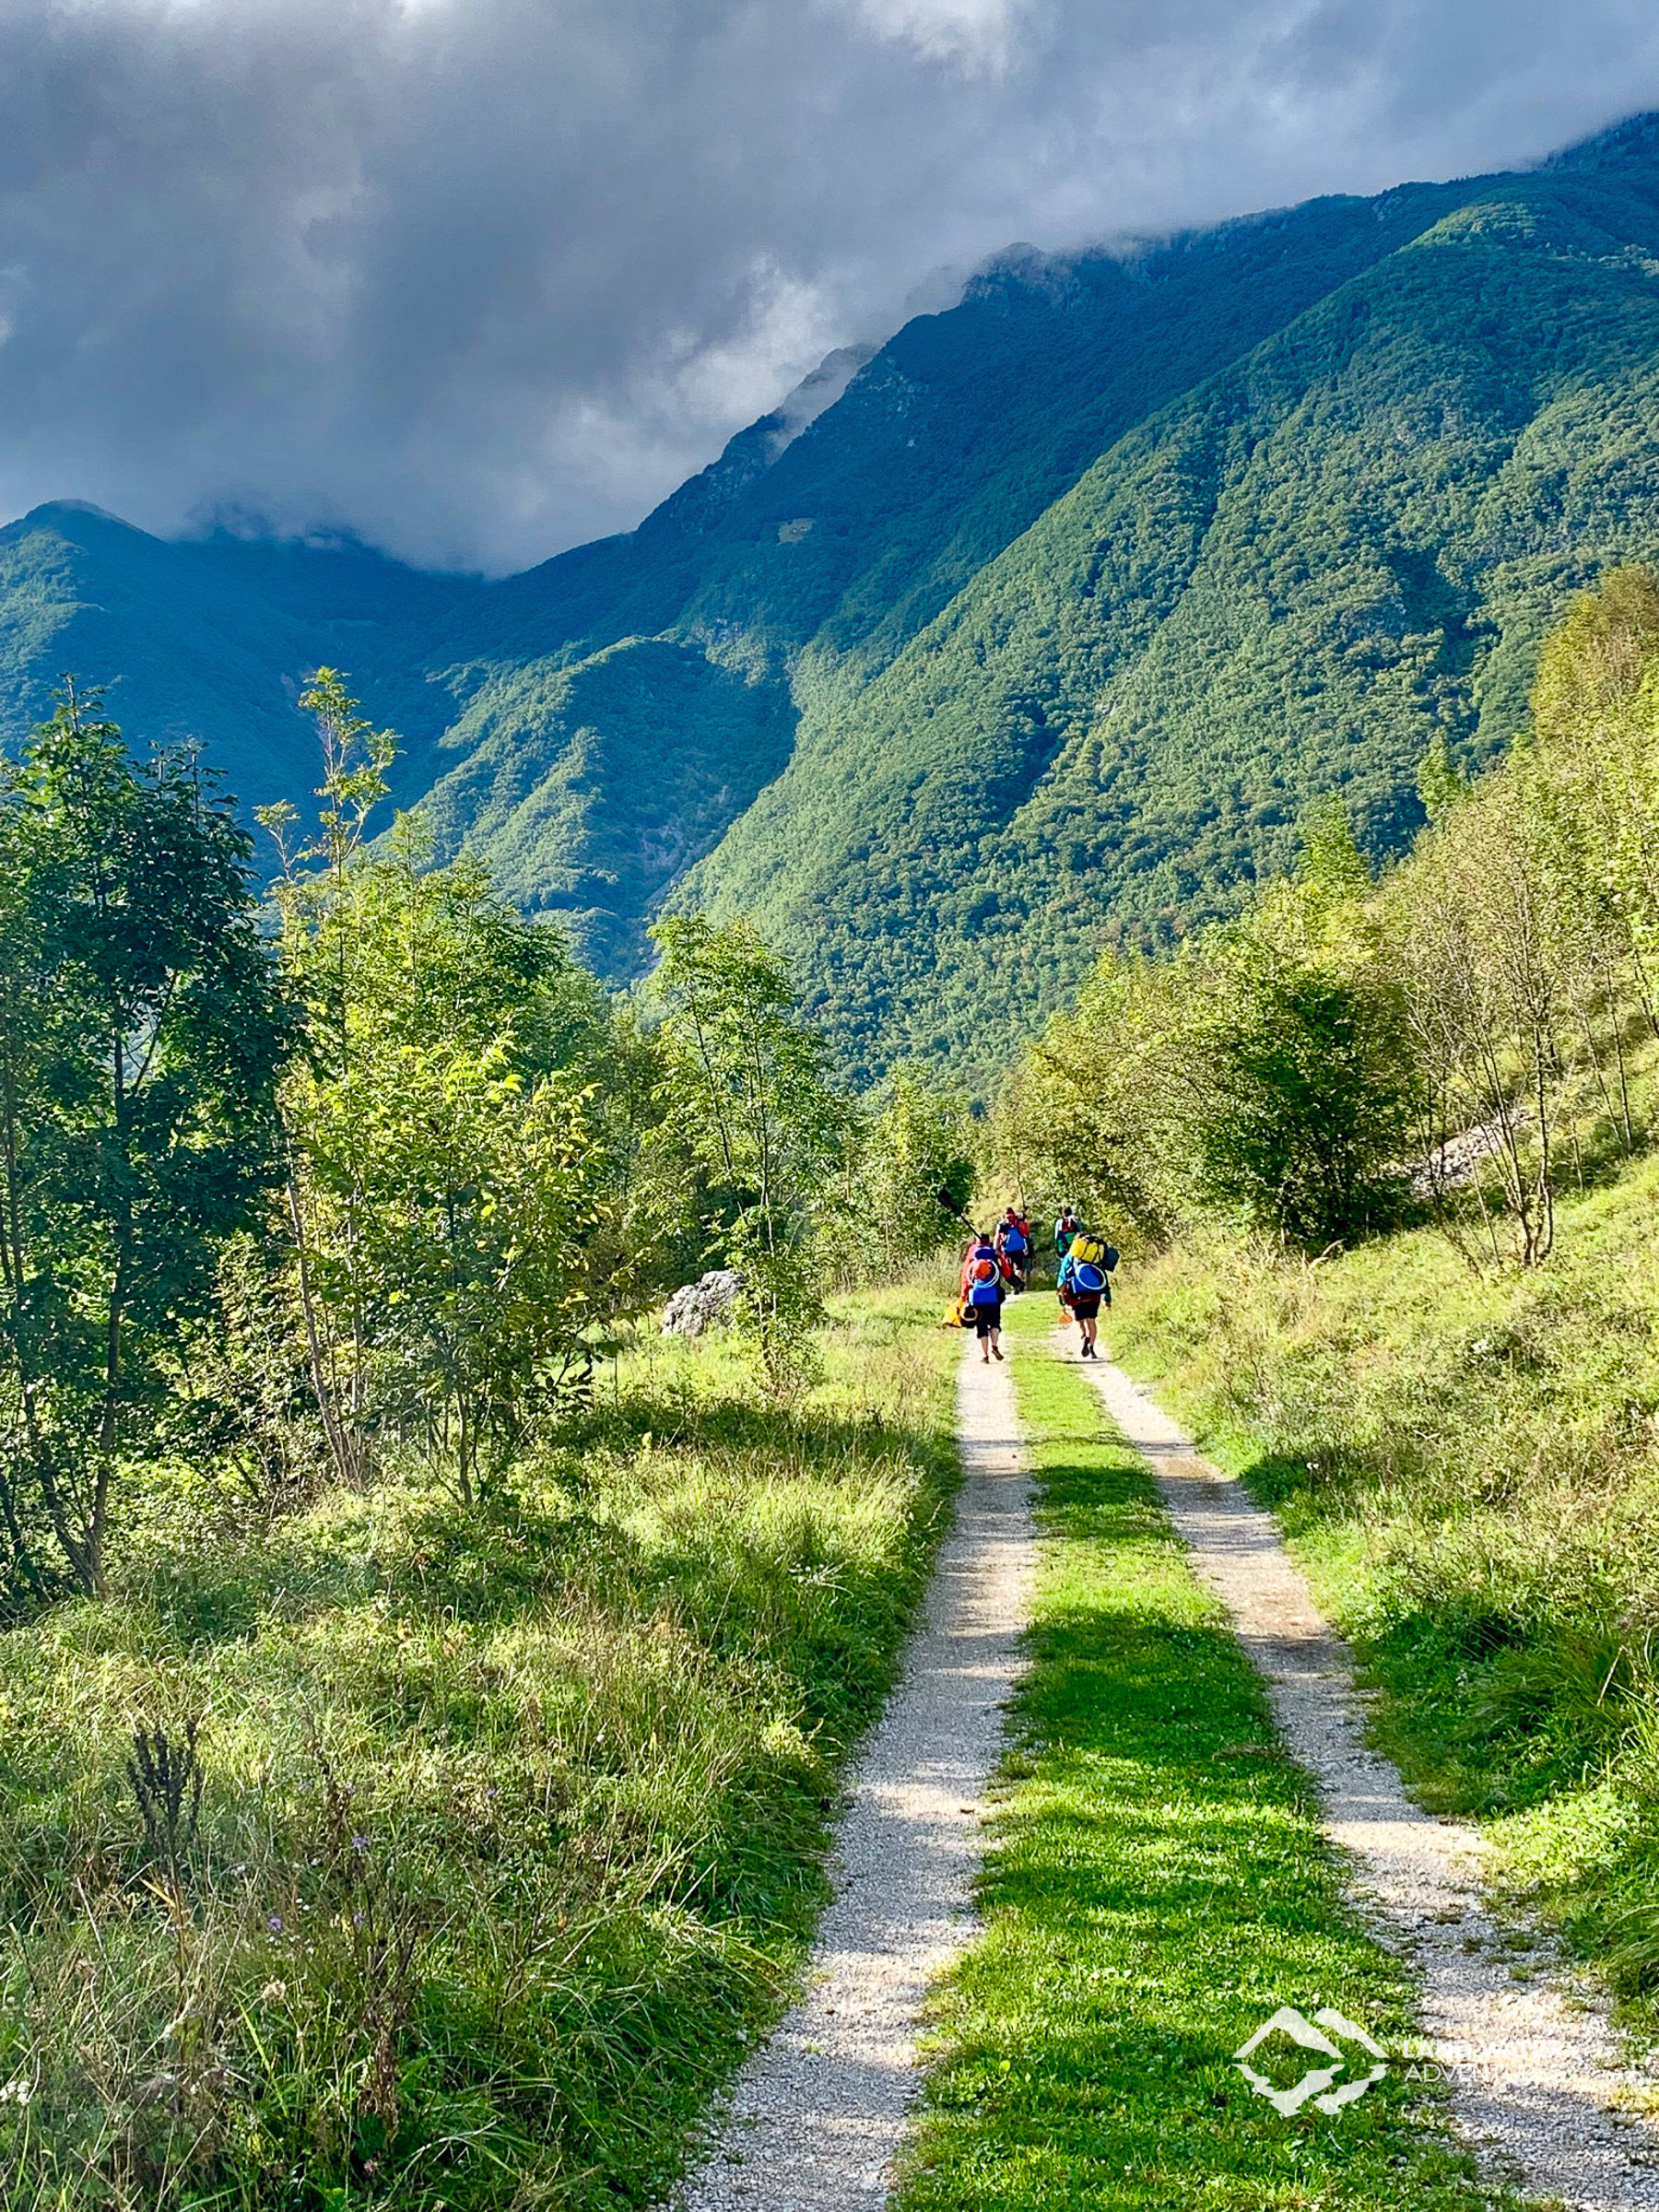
[{"xmin": 267, "ymin": 1914, "xmax": 284, "ymax": 1935}]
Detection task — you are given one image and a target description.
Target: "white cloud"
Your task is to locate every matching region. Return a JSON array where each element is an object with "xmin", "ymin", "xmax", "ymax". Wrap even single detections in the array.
[
  {"xmin": 844, "ymin": 0, "xmax": 1037, "ymax": 76},
  {"xmin": 0, "ymin": 0, "xmax": 1649, "ymax": 570}
]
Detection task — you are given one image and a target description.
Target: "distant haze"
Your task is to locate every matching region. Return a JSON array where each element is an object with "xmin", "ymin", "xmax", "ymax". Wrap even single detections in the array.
[{"xmin": 0, "ymin": 0, "xmax": 1655, "ymax": 572}]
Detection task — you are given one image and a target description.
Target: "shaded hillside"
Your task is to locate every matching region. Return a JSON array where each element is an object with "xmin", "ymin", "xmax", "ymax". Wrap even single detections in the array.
[
  {"xmin": 0, "ymin": 502, "xmax": 469, "ymax": 811},
  {"xmin": 414, "ymin": 637, "xmax": 796, "ymax": 975}
]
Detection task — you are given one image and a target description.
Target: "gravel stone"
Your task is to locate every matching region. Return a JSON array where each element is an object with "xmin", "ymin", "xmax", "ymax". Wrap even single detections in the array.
[
  {"xmin": 669, "ymin": 1345, "xmax": 1034, "ymax": 2212},
  {"xmin": 1079, "ymin": 1342, "xmax": 1659, "ymax": 2212}
]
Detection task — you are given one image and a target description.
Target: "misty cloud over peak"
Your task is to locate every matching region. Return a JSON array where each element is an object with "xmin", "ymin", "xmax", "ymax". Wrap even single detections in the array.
[{"xmin": 0, "ymin": 0, "xmax": 1654, "ymax": 572}]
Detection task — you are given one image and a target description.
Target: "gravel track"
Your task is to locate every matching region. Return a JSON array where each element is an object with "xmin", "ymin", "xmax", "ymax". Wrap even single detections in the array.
[
  {"xmin": 1076, "ymin": 1336, "xmax": 1659, "ymax": 2211},
  {"xmin": 669, "ymin": 1344, "xmax": 1035, "ymax": 2212}
]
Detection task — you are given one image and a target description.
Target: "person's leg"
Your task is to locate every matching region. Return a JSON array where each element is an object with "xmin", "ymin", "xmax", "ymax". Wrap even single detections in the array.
[{"xmin": 991, "ymin": 1317, "xmax": 1004, "ymax": 1360}]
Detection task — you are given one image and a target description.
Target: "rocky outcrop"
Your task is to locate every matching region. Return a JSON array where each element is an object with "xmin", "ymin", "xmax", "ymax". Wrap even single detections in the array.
[{"xmin": 661, "ymin": 1269, "xmax": 747, "ymax": 1336}]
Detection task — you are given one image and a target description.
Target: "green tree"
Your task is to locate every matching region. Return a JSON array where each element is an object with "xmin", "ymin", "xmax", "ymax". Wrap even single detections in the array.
[
  {"xmin": 1374, "ymin": 573, "xmax": 1659, "ymax": 1267},
  {"xmin": 265, "ymin": 678, "xmax": 608, "ymax": 1500},
  {"xmin": 650, "ymin": 916, "xmax": 845, "ymax": 1392},
  {"xmin": 1195, "ymin": 947, "xmax": 1415, "ymax": 1251},
  {"xmin": 0, "ymin": 685, "xmax": 288, "ymax": 1598},
  {"xmin": 850, "ymin": 1070, "xmax": 974, "ymax": 1278},
  {"xmin": 985, "ymin": 948, "xmax": 1203, "ymax": 1253},
  {"xmin": 1194, "ymin": 818, "xmax": 1417, "ymax": 1253}
]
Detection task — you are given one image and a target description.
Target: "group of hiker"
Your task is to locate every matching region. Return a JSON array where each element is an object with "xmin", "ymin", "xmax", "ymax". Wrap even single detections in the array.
[{"xmin": 954, "ymin": 1205, "xmax": 1118, "ymax": 1363}]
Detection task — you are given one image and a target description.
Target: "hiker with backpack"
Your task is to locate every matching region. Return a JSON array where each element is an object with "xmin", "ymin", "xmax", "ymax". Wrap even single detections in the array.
[
  {"xmin": 1056, "ymin": 1226, "xmax": 1118, "ymax": 1359},
  {"xmin": 995, "ymin": 1206, "xmax": 1031, "ymax": 1290},
  {"xmin": 1054, "ymin": 1207, "xmax": 1080, "ymax": 1261},
  {"xmin": 959, "ymin": 1230, "xmax": 1006, "ymax": 1363}
]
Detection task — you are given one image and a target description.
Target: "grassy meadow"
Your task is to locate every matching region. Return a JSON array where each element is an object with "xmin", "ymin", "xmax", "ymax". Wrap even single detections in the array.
[
  {"xmin": 0, "ymin": 1289, "xmax": 959, "ymax": 2211},
  {"xmin": 1108, "ymin": 1150, "xmax": 1659, "ymax": 2031}
]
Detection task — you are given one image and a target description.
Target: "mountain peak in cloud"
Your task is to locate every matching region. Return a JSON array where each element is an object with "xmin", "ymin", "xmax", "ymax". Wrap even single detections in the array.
[
  {"xmin": 1546, "ymin": 108, "xmax": 1659, "ymax": 173},
  {"xmin": 0, "ymin": 5, "xmax": 1652, "ymax": 571}
]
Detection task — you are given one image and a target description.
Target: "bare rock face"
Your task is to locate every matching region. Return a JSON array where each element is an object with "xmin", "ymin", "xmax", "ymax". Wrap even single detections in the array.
[{"xmin": 661, "ymin": 1269, "xmax": 747, "ymax": 1337}]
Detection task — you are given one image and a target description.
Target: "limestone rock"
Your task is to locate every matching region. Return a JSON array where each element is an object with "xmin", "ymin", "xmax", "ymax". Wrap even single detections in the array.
[{"xmin": 661, "ymin": 1268, "xmax": 747, "ymax": 1336}]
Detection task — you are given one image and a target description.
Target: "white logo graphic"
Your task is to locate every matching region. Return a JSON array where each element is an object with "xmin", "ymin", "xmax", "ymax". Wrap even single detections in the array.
[{"xmin": 1234, "ymin": 2006, "xmax": 1388, "ymax": 2116}]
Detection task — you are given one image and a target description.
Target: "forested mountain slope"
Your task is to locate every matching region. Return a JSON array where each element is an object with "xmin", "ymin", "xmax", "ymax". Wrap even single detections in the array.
[
  {"xmin": 0, "ymin": 502, "xmax": 468, "ymax": 810},
  {"xmin": 688, "ymin": 117, "xmax": 1659, "ymax": 1076},
  {"xmin": 386, "ymin": 174, "xmax": 1479, "ymax": 971},
  {"xmin": 7, "ymin": 115, "xmax": 1659, "ymax": 1073}
]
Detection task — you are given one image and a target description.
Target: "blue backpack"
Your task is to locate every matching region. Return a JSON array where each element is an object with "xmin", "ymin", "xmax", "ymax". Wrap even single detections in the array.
[
  {"xmin": 966, "ymin": 1252, "xmax": 1003, "ymax": 1307},
  {"xmin": 1003, "ymin": 1221, "xmax": 1028, "ymax": 1253},
  {"xmin": 1071, "ymin": 1261, "xmax": 1106, "ymax": 1296}
]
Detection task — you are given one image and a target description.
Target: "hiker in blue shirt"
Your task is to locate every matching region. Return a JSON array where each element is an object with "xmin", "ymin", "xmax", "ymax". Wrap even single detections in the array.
[
  {"xmin": 959, "ymin": 1231, "xmax": 1006, "ymax": 1363},
  {"xmin": 994, "ymin": 1206, "xmax": 1031, "ymax": 1291}
]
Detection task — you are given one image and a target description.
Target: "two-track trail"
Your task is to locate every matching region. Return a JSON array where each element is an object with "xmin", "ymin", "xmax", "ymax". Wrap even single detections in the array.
[
  {"xmin": 677, "ymin": 1316, "xmax": 1659, "ymax": 2212},
  {"xmin": 671, "ymin": 1345, "xmax": 1035, "ymax": 2212},
  {"xmin": 1077, "ymin": 1338, "xmax": 1659, "ymax": 2212}
]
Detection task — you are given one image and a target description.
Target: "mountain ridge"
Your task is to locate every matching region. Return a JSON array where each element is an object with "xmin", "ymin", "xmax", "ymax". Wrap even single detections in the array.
[{"xmin": 5, "ymin": 112, "xmax": 1659, "ymax": 1079}]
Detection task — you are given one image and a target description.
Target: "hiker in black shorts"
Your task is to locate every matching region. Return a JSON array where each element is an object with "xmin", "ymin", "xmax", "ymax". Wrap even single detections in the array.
[
  {"xmin": 1056, "ymin": 1230, "xmax": 1114, "ymax": 1359},
  {"xmin": 959, "ymin": 1231, "xmax": 1006, "ymax": 1363},
  {"xmin": 994, "ymin": 1206, "xmax": 1031, "ymax": 1291}
]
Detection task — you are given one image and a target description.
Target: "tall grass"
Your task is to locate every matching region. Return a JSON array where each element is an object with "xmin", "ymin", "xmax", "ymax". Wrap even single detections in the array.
[{"xmin": 0, "ymin": 1288, "xmax": 959, "ymax": 2209}]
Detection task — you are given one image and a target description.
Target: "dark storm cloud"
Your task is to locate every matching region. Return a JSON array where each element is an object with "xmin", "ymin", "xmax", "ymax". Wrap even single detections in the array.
[{"xmin": 0, "ymin": 0, "xmax": 1653, "ymax": 571}]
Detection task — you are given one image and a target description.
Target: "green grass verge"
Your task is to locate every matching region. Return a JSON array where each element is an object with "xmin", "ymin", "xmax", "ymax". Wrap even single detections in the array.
[
  {"xmin": 0, "ymin": 1288, "xmax": 959, "ymax": 2211},
  {"xmin": 898, "ymin": 1297, "xmax": 1520, "ymax": 2212},
  {"xmin": 1106, "ymin": 1158, "xmax": 1659, "ymax": 2031}
]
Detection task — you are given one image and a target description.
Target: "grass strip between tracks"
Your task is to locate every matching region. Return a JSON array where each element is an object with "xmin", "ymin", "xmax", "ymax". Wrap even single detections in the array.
[{"xmin": 897, "ymin": 1296, "xmax": 1526, "ymax": 2212}]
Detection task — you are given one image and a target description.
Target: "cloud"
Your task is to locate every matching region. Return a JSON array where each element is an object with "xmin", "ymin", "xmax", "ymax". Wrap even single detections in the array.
[
  {"xmin": 847, "ymin": 0, "xmax": 1035, "ymax": 76},
  {"xmin": 0, "ymin": 0, "xmax": 1653, "ymax": 571}
]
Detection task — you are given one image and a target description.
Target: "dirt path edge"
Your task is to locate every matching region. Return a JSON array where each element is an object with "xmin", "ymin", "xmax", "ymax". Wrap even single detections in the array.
[{"xmin": 668, "ymin": 1342, "xmax": 1035, "ymax": 2212}]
